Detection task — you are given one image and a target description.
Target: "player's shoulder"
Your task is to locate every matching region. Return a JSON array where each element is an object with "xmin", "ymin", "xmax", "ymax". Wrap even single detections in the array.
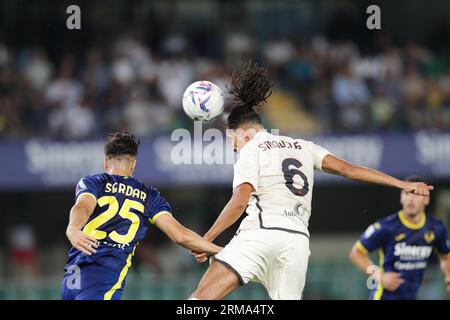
[
  {"xmin": 382, "ymin": 212, "xmax": 400, "ymax": 224},
  {"xmin": 129, "ymin": 176, "xmax": 152, "ymax": 192},
  {"xmin": 427, "ymin": 214, "xmax": 447, "ymax": 230},
  {"xmin": 134, "ymin": 179, "xmax": 162, "ymax": 198},
  {"xmin": 75, "ymin": 173, "xmax": 108, "ymax": 197},
  {"xmin": 292, "ymin": 135, "xmax": 322, "ymax": 150},
  {"xmin": 374, "ymin": 212, "xmax": 400, "ymax": 231},
  {"xmin": 78, "ymin": 173, "xmax": 108, "ymax": 185}
]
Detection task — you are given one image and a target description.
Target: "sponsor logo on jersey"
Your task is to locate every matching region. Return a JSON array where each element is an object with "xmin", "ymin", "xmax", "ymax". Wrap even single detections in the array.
[
  {"xmin": 283, "ymin": 202, "xmax": 307, "ymax": 217},
  {"xmin": 394, "ymin": 242, "xmax": 433, "ymax": 260},
  {"xmin": 394, "ymin": 261, "xmax": 427, "ymax": 270}
]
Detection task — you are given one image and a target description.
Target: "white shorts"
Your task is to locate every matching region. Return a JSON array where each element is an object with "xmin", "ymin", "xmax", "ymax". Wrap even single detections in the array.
[{"xmin": 214, "ymin": 228, "xmax": 310, "ymax": 300}]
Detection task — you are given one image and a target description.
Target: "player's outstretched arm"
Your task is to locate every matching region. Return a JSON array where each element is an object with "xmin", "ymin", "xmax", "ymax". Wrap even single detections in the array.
[
  {"xmin": 202, "ymin": 182, "xmax": 254, "ymax": 243},
  {"xmin": 154, "ymin": 214, "xmax": 222, "ymax": 255},
  {"xmin": 322, "ymin": 154, "xmax": 433, "ymax": 195},
  {"xmin": 190, "ymin": 183, "xmax": 253, "ymax": 263},
  {"xmin": 66, "ymin": 194, "xmax": 99, "ymax": 255}
]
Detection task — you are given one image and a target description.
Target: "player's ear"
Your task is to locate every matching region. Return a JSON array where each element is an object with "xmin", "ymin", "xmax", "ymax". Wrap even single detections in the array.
[
  {"xmin": 244, "ymin": 129, "xmax": 252, "ymax": 143},
  {"xmin": 104, "ymin": 157, "xmax": 109, "ymax": 171},
  {"xmin": 130, "ymin": 159, "xmax": 137, "ymax": 172}
]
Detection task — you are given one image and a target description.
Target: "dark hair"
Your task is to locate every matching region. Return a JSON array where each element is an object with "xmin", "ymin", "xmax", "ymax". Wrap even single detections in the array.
[
  {"xmin": 227, "ymin": 60, "xmax": 274, "ymax": 129},
  {"xmin": 104, "ymin": 131, "xmax": 140, "ymax": 159},
  {"xmin": 404, "ymin": 175, "xmax": 427, "ymax": 184}
]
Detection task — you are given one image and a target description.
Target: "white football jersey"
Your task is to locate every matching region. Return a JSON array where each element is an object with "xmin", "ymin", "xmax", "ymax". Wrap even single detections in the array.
[{"xmin": 233, "ymin": 131, "xmax": 331, "ymax": 236}]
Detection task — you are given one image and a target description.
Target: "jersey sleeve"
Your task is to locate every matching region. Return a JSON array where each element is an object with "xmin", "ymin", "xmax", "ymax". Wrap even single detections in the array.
[
  {"xmin": 232, "ymin": 141, "xmax": 259, "ymax": 191},
  {"xmin": 357, "ymin": 221, "xmax": 389, "ymax": 254},
  {"xmin": 147, "ymin": 188, "xmax": 173, "ymax": 224},
  {"xmin": 434, "ymin": 222, "xmax": 450, "ymax": 256},
  {"xmin": 75, "ymin": 176, "xmax": 102, "ymax": 202},
  {"xmin": 304, "ymin": 141, "xmax": 331, "ymax": 171}
]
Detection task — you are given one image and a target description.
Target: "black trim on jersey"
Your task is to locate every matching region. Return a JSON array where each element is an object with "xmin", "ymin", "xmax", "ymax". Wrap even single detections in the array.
[
  {"xmin": 214, "ymin": 257, "xmax": 245, "ymax": 286},
  {"xmin": 254, "ymin": 195, "xmax": 310, "ymax": 239}
]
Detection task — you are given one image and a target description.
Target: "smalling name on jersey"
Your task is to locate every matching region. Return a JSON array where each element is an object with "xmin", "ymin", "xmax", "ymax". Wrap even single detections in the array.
[{"xmin": 258, "ymin": 140, "xmax": 302, "ymax": 151}]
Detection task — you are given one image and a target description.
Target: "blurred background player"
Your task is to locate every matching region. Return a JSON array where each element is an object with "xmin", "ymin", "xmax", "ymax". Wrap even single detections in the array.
[
  {"xmin": 349, "ymin": 176, "xmax": 450, "ymax": 300},
  {"xmin": 189, "ymin": 62, "xmax": 433, "ymax": 300},
  {"xmin": 61, "ymin": 132, "xmax": 221, "ymax": 300}
]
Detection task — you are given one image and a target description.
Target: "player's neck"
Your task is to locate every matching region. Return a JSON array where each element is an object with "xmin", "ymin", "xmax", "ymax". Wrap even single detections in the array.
[
  {"xmin": 402, "ymin": 211, "xmax": 424, "ymax": 225},
  {"xmin": 106, "ymin": 168, "xmax": 133, "ymax": 177}
]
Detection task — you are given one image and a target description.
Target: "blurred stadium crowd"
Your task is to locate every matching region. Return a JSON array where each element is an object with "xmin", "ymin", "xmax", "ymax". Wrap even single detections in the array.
[{"xmin": 2, "ymin": 32, "xmax": 450, "ymax": 139}]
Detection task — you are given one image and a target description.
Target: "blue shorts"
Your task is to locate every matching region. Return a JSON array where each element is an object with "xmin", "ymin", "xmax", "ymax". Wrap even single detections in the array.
[{"xmin": 61, "ymin": 262, "xmax": 125, "ymax": 300}]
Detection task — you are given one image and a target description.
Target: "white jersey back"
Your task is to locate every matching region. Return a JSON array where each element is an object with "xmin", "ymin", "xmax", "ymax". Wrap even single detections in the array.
[{"xmin": 233, "ymin": 131, "xmax": 331, "ymax": 236}]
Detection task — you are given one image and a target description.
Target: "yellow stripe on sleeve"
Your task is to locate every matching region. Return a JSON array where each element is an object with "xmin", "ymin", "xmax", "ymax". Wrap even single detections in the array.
[
  {"xmin": 77, "ymin": 192, "xmax": 97, "ymax": 202},
  {"xmin": 149, "ymin": 211, "xmax": 172, "ymax": 224},
  {"xmin": 356, "ymin": 241, "xmax": 369, "ymax": 255}
]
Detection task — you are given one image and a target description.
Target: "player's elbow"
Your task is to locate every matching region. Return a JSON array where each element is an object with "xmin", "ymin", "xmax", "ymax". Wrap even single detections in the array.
[
  {"xmin": 70, "ymin": 203, "xmax": 91, "ymax": 221},
  {"xmin": 234, "ymin": 200, "xmax": 248, "ymax": 213},
  {"xmin": 230, "ymin": 194, "xmax": 249, "ymax": 212},
  {"xmin": 172, "ymin": 228, "xmax": 190, "ymax": 246},
  {"xmin": 348, "ymin": 245, "xmax": 362, "ymax": 263},
  {"xmin": 341, "ymin": 163, "xmax": 359, "ymax": 180},
  {"xmin": 171, "ymin": 232, "xmax": 185, "ymax": 245},
  {"xmin": 348, "ymin": 247, "xmax": 357, "ymax": 262}
]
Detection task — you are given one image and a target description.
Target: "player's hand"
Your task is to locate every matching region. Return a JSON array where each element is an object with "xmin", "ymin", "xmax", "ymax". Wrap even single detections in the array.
[
  {"xmin": 380, "ymin": 272, "xmax": 404, "ymax": 292},
  {"xmin": 190, "ymin": 251, "xmax": 209, "ymax": 263},
  {"xmin": 403, "ymin": 182, "xmax": 433, "ymax": 196},
  {"xmin": 66, "ymin": 227, "xmax": 98, "ymax": 255}
]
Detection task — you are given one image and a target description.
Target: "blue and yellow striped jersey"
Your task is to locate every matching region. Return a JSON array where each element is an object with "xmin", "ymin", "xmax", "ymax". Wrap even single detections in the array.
[
  {"xmin": 65, "ymin": 173, "xmax": 172, "ymax": 272},
  {"xmin": 358, "ymin": 211, "xmax": 450, "ymax": 300}
]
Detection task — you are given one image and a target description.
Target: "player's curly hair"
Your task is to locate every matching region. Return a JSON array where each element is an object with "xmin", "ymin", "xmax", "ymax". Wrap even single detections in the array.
[
  {"xmin": 227, "ymin": 60, "xmax": 274, "ymax": 129},
  {"xmin": 104, "ymin": 131, "xmax": 140, "ymax": 159}
]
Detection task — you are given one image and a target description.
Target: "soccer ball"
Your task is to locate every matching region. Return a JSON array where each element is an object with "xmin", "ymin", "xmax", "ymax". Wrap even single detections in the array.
[{"xmin": 182, "ymin": 81, "xmax": 224, "ymax": 122}]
